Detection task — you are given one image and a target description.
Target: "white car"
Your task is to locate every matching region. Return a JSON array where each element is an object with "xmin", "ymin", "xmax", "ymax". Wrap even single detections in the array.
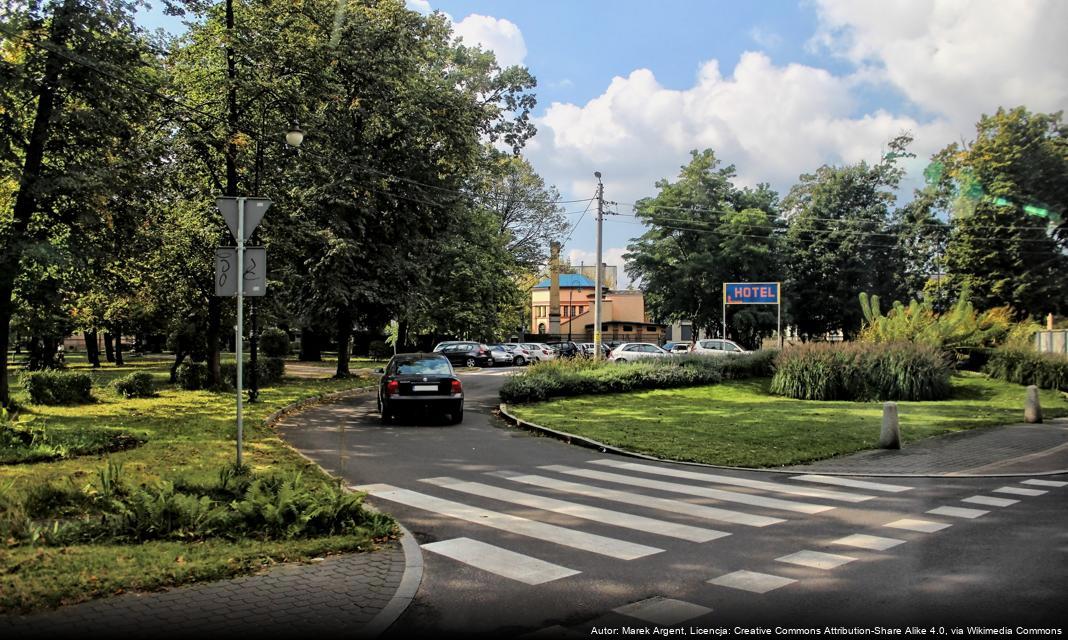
[
  {"xmin": 500, "ymin": 344, "xmax": 534, "ymax": 366},
  {"xmin": 609, "ymin": 342, "xmax": 671, "ymax": 362},
  {"xmin": 521, "ymin": 342, "xmax": 557, "ymax": 362},
  {"xmin": 487, "ymin": 345, "xmax": 515, "ymax": 366},
  {"xmin": 689, "ymin": 339, "xmax": 748, "ymax": 356}
]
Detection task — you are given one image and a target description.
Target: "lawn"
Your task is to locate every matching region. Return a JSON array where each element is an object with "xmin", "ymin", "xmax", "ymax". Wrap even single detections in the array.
[
  {"xmin": 506, "ymin": 372, "xmax": 1068, "ymax": 468},
  {"xmin": 1, "ymin": 354, "xmax": 384, "ymax": 613}
]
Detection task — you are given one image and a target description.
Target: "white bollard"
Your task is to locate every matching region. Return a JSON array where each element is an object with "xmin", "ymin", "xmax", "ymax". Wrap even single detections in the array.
[
  {"xmin": 1024, "ymin": 385, "xmax": 1043, "ymax": 424},
  {"xmin": 879, "ymin": 402, "xmax": 901, "ymax": 449}
]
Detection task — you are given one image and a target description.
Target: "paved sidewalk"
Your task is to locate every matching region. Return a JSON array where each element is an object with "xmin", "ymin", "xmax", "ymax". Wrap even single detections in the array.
[
  {"xmin": 1, "ymin": 544, "xmax": 405, "ymax": 639},
  {"xmin": 785, "ymin": 417, "xmax": 1068, "ymax": 475}
]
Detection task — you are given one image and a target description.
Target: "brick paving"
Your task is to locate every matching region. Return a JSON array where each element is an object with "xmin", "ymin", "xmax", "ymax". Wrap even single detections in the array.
[{"xmin": 0, "ymin": 543, "xmax": 405, "ymax": 639}]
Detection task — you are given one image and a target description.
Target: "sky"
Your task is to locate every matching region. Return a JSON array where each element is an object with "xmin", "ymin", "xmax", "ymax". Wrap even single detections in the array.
[{"xmin": 140, "ymin": 0, "xmax": 1068, "ymax": 287}]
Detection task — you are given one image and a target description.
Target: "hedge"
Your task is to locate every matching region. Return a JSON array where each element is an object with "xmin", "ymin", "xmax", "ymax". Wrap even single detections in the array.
[
  {"xmin": 499, "ymin": 350, "xmax": 776, "ymax": 404},
  {"xmin": 259, "ymin": 328, "xmax": 291, "ymax": 358},
  {"xmin": 176, "ymin": 362, "xmax": 209, "ymax": 391},
  {"xmin": 221, "ymin": 357, "xmax": 286, "ymax": 389},
  {"xmin": 112, "ymin": 372, "xmax": 156, "ymax": 398},
  {"xmin": 20, "ymin": 371, "xmax": 93, "ymax": 405},
  {"xmin": 984, "ymin": 349, "xmax": 1068, "ymax": 391},
  {"xmin": 770, "ymin": 342, "xmax": 951, "ymax": 401}
]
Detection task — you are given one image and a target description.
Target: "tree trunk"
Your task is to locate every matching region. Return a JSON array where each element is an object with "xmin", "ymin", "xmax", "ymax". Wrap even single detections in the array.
[
  {"xmin": 104, "ymin": 332, "xmax": 115, "ymax": 362},
  {"xmin": 335, "ymin": 311, "xmax": 352, "ymax": 378},
  {"xmin": 114, "ymin": 324, "xmax": 124, "ymax": 366},
  {"xmin": 84, "ymin": 330, "xmax": 100, "ymax": 368},
  {"xmin": 397, "ymin": 320, "xmax": 409, "ymax": 352},
  {"xmin": 170, "ymin": 351, "xmax": 186, "ymax": 383},
  {"xmin": 206, "ymin": 296, "xmax": 222, "ymax": 385},
  {"xmin": 299, "ymin": 327, "xmax": 322, "ymax": 361},
  {"xmin": 0, "ymin": 0, "xmax": 74, "ymax": 406}
]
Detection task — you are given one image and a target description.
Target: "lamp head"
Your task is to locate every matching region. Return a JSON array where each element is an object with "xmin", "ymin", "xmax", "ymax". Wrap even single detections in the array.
[{"xmin": 285, "ymin": 121, "xmax": 304, "ymax": 148}]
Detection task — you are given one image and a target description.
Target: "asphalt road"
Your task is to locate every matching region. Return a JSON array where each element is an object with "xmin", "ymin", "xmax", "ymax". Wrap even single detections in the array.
[{"xmin": 280, "ymin": 370, "xmax": 1068, "ymax": 638}]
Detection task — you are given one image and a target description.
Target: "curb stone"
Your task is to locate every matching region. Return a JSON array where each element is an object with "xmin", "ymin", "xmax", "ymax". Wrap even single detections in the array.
[{"xmin": 497, "ymin": 403, "xmax": 1068, "ymax": 479}]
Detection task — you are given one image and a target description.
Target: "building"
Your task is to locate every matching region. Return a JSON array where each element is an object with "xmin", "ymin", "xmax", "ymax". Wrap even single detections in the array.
[{"xmin": 530, "ymin": 273, "xmax": 666, "ymax": 343}]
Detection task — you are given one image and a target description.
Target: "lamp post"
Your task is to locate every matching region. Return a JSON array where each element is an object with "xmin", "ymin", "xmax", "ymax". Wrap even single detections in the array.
[
  {"xmin": 593, "ymin": 171, "xmax": 604, "ymax": 360},
  {"xmin": 247, "ymin": 119, "xmax": 304, "ymax": 403}
]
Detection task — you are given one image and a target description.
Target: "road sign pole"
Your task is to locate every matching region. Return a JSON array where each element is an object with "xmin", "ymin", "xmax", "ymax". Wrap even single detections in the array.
[{"xmin": 236, "ymin": 197, "xmax": 245, "ymax": 468}]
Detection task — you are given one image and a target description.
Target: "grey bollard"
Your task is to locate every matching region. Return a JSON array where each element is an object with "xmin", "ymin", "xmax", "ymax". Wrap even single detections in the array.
[
  {"xmin": 879, "ymin": 402, "xmax": 901, "ymax": 449},
  {"xmin": 1025, "ymin": 385, "xmax": 1043, "ymax": 423}
]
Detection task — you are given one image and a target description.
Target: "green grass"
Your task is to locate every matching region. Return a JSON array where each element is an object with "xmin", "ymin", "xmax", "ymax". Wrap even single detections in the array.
[
  {"xmin": 1, "ymin": 355, "xmax": 382, "ymax": 613},
  {"xmin": 507, "ymin": 372, "xmax": 1068, "ymax": 468}
]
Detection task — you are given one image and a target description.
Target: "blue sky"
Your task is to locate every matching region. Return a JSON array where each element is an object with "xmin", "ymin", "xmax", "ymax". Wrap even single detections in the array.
[{"xmin": 140, "ymin": 1, "xmax": 1068, "ymax": 285}]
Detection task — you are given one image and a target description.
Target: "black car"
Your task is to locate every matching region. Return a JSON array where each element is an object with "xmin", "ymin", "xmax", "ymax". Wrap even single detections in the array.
[
  {"xmin": 439, "ymin": 342, "xmax": 494, "ymax": 368},
  {"xmin": 377, "ymin": 353, "xmax": 464, "ymax": 424},
  {"xmin": 545, "ymin": 340, "xmax": 581, "ymax": 359}
]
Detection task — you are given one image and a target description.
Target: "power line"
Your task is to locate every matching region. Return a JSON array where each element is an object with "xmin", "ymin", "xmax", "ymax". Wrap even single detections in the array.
[{"xmin": 562, "ymin": 194, "xmax": 596, "ymax": 245}]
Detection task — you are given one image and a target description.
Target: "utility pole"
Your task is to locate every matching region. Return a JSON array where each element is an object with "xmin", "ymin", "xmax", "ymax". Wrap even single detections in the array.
[{"xmin": 594, "ymin": 171, "xmax": 604, "ymax": 360}]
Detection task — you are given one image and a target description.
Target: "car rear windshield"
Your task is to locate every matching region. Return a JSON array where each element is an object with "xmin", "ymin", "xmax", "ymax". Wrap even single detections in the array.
[{"xmin": 394, "ymin": 358, "xmax": 452, "ymax": 375}]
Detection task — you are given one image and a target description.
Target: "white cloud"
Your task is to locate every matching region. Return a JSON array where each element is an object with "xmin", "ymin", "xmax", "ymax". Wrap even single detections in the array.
[
  {"xmin": 811, "ymin": 0, "xmax": 1068, "ymax": 124},
  {"xmin": 452, "ymin": 14, "xmax": 527, "ymax": 68},
  {"xmin": 749, "ymin": 26, "xmax": 782, "ymax": 49},
  {"xmin": 567, "ymin": 247, "xmax": 632, "ymax": 289},
  {"xmin": 405, "ymin": 0, "xmax": 432, "ymax": 15}
]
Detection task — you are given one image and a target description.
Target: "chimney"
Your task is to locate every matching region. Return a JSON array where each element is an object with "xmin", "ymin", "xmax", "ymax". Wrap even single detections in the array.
[{"xmin": 549, "ymin": 242, "xmax": 561, "ymax": 335}]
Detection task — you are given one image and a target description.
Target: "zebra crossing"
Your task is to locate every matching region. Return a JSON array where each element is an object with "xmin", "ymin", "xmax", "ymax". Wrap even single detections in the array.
[{"xmin": 355, "ymin": 459, "xmax": 1064, "ymax": 622}]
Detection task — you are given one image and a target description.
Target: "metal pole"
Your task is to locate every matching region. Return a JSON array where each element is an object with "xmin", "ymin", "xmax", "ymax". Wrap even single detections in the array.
[
  {"xmin": 722, "ymin": 284, "xmax": 726, "ymax": 342},
  {"xmin": 593, "ymin": 172, "xmax": 603, "ymax": 360},
  {"xmin": 236, "ymin": 197, "xmax": 245, "ymax": 467}
]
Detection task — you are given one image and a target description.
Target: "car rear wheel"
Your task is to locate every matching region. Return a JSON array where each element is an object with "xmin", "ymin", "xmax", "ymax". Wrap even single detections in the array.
[
  {"xmin": 450, "ymin": 403, "xmax": 464, "ymax": 424},
  {"xmin": 465, "ymin": 357, "xmax": 477, "ymax": 368},
  {"xmin": 615, "ymin": 358, "xmax": 626, "ymax": 363},
  {"xmin": 514, "ymin": 356, "xmax": 526, "ymax": 366}
]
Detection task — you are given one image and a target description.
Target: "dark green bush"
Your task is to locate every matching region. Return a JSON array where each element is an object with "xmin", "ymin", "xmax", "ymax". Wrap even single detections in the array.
[
  {"xmin": 220, "ymin": 357, "xmax": 285, "ymax": 389},
  {"xmin": 984, "ymin": 349, "xmax": 1068, "ymax": 391},
  {"xmin": 112, "ymin": 372, "xmax": 156, "ymax": 398},
  {"xmin": 368, "ymin": 340, "xmax": 392, "ymax": 360},
  {"xmin": 499, "ymin": 352, "xmax": 776, "ymax": 404},
  {"xmin": 176, "ymin": 362, "xmax": 208, "ymax": 391},
  {"xmin": 259, "ymin": 328, "xmax": 291, "ymax": 358},
  {"xmin": 20, "ymin": 371, "xmax": 93, "ymax": 405},
  {"xmin": 770, "ymin": 342, "xmax": 951, "ymax": 401}
]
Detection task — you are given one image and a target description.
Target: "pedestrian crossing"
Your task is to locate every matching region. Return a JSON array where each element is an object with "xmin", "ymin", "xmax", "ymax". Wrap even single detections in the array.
[{"xmin": 354, "ymin": 462, "xmax": 1064, "ymax": 604}]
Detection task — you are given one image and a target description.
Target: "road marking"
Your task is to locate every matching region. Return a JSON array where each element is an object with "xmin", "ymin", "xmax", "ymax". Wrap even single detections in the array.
[
  {"xmin": 420, "ymin": 477, "xmax": 729, "ymax": 543},
  {"xmin": 1021, "ymin": 479, "xmax": 1068, "ymax": 488},
  {"xmin": 421, "ymin": 538, "xmax": 580, "ymax": 585},
  {"xmin": 993, "ymin": 486, "xmax": 1048, "ymax": 497},
  {"xmin": 540, "ymin": 465, "xmax": 834, "ymax": 514},
  {"xmin": 613, "ymin": 597, "xmax": 712, "ymax": 625},
  {"xmin": 708, "ymin": 570, "xmax": 797, "ymax": 594},
  {"xmin": 884, "ymin": 518, "xmax": 951, "ymax": 533},
  {"xmin": 927, "ymin": 506, "xmax": 989, "ymax": 519},
  {"xmin": 589, "ymin": 459, "xmax": 875, "ymax": 503},
  {"xmin": 831, "ymin": 534, "xmax": 906, "ymax": 551},
  {"xmin": 776, "ymin": 550, "xmax": 856, "ymax": 570},
  {"xmin": 790, "ymin": 474, "xmax": 912, "ymax": 493},
  {"xmin": 962, "ymin": 495, "xmax": 1018, "ymax": 507},
  {"xmin": 490, "ymin": 472, "xmax": 783, "ymax": 527},
  {"xmin": 357, "ymin": 484, "xmax": 663, "ymax": 560}
]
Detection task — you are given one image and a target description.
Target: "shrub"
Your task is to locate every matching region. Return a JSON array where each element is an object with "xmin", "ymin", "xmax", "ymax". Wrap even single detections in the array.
[
  {"xmin": 368, "ymin": 340, "xmax": 392, "ymax": 360},
  {"xmin": 220, "ymin": 357, "xmax": 286, "ymax": 389},
  {"xmin": 176, "ymin": 362, "xmax": 209, "ymax": 391},
  {"xmin": 984, "ymin": 349, "xmax": 1068, "ymax": 391},
  {"xmin": 770, "ymin": 342, "xmax": 951, "ymax": 401},
  {"xmin": 20, "ymin": 371, "xmax": 93, "ymax": 405},
  {"xmin": 259, "ymin": 328, "xmax": 291, "ymax": 358},
  {"xmin": 112, "ymin": 372, "xmax": 156, "ymax": 398}
]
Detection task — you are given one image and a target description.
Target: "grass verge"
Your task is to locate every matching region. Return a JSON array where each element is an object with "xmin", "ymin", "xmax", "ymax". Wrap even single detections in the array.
[{"xmin": 505, "ymin": 372, "xmax": 1068, "ymax": 468}]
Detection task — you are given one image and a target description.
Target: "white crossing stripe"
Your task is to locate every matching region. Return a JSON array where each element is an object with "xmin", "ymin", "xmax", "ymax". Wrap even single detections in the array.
[
  {"xmin": 790, "ymin": 474, "xmax": 912, "ymax": 493},
  {"xmin": 994, "ymin": 486, "xmax": 1048, "ymax": 497},
  {"xmin": 541, "ymin": 465, "xmax": 834, "ymax": 514},
  {"xmin": 1021, "ymin": 479, "xmax": 1068, "ymax": 488},
  {"xmin": 927, "ymin": 506, "xmax": 988, "ymax": 519},
  {"xmin": 420, "ymin": 477, "xmax": 729, "ymax": 543},
  {"xmin": 613, "ymin": 597, "xmax": 711, "ymax": 625},
  {"xmin": 357, "ymin": 484, "xmax": 663, "ymax": 560},
  {"xmin": 490, "ymin": 472, "xmax": 784, "ymax": 528},
  {"xmin": 831, "ymin": 534, "xmax": 906, "ymax": 551},
  {"xmin": 708, "ymin": 570, "xmax": 797, "ymax": 594},
  {"xmin": 885, "ymin": 518, "xmax": 951, "ymax": 533},
  {"xmin": 962, "ymin": 495, "xmax": 1018, "ymax": 507},
  {"xmin": 776, "ymin": 550, "xmax": 856, "ymax": 570},
  {"xmin": 589, "ymin": 459, "xmax": 875, "ymax": 503},
  {"xmin": 422, "ymin": 538, "xmax": 580, "ymax": 585}
]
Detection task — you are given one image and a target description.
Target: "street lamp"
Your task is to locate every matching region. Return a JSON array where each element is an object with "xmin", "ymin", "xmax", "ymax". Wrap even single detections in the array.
[{"xmin": 247, "ymin": 119, "xmax": 304, "ymax": 403}]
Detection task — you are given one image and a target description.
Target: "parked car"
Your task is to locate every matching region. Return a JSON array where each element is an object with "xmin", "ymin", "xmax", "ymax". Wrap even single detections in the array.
[
  {"xmin": 608, "ymin": 342, "xmax": 671, "ymax": 362},
  {"xmin": 520, "ymin": 342, "xmax": 557, "ymax": 362},
  {"xmin": 662, "ymin": 342, "xmax": 692, "ymax": 354},
  {"xmin": 376, "ymin": 353, "xmax": 463, "ymax": 424},
  {"xmin": 487, "ymin": 345, "xmax": 515, "ymax": 366},
  {"xmin": 578, "ymin": 342, "xmax": 611, "ymax": 358},
  {"xmin": 439, "ymin": 342, "xmax": 494, "ymax": 368},
  {"xmin": 545, "ymin": 340, "xmax": 581, "ymax": 359},
  {"xmin": 499, "ymin": 344, "xmax": 532, "ymax": 366},
  {"xmin": 689, "ymin": 339, "xmax": 748, "ymax": 356},
  {"xmin": 432, "ymin": 340, "xmax": 464, "ymax": 353}
]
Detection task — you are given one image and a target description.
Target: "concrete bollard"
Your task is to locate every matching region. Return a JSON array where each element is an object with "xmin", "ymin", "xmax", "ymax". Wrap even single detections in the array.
[
  {"xmin": 1024, "ymin": 385, "xmax": 1043, "ymax": 423},
  {"xmin": 879, "ymin": 402, "xmax": 901, "ymax": 449}
]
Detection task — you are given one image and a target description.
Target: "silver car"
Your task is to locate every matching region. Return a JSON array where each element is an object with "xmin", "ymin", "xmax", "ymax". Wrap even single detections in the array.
[
  {"xmin": 487, "ymin": 345, "xmax": 515, "ymax": 366},
  {"xmin": 689, "ymin": 339, "xmax": 748, "ymax": 356},
  {"xmin": 608, "ymin": 342, "xmax": 671, "ymax": 362},
  {"xmin": 500, "ymin": 344, "xmax": 533, "ymax": 366}
]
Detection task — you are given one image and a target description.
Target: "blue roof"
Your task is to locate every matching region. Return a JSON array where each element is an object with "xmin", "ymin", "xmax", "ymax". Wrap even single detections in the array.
[{"xmin": 534, "ymin": 274, "xmax": 596, "ymax": 289}]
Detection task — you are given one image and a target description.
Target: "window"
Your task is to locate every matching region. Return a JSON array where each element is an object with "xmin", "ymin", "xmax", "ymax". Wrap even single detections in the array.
[
  {"xmin": 396, "ymin": 358, "xmax": 451, "ymax": 375},
  {"xmin": 723, "ymin": 342, "xmax": 739, "ymax": 352},
  {"xmin": 699, "ymin": 340, "xmax": 720, "ymax": 350},
  {"xmin": 623, "ymin": 325, "xmax": 633, "ymax": 332},
  {"xmin": 681, "ymin": 324, "xmax": 692, "ymax": 341},
  {"xmin": 624, "ymin": 345, "xmax": 640, "ymax": 352}
]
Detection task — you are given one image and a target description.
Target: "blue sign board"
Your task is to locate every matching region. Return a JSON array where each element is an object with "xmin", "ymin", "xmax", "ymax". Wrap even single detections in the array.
[{"xmin": 724, "ymin": 282, "xmax": 780, "ymax": 305}]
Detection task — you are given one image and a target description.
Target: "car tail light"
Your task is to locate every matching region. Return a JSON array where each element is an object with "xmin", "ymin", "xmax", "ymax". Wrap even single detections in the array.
[
  {"xmin": 386, "ymin": 380, "xmax": 399, "ymax": 395},
  {"xmin": 542, "ymin": 349, "xmax": 550, "ymax": 355},
  {"xmin": 451, "ymin": 379, "xmax": 462, "ymax": 394}
]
